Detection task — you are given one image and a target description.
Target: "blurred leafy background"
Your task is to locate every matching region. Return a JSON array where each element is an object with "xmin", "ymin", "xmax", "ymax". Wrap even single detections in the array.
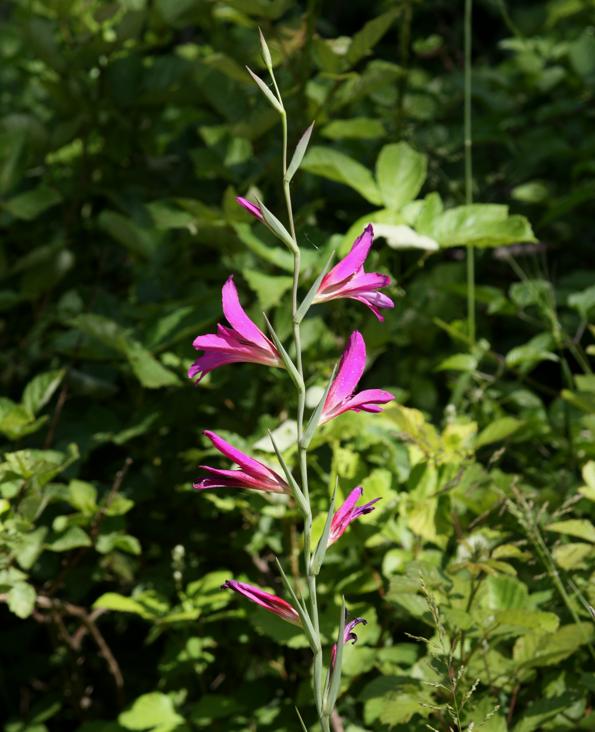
[{"xmin": 1, "ymin": 0, "xmax": 594, "ymax": 730}]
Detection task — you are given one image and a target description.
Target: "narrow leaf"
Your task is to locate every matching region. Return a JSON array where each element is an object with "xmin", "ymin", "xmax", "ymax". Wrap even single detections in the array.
[
  {"xmin": 256, "ymin": 198, "xmax": 298, "ymax": 253},
  {"xmin": 302, "ymin": 364, "xmax": 338, "ymax": 448},
  {"xmin": 325, "ymin": 597, "xmax": 346, "ymax": 714},
  {"xmin": 267, "ymin": 429, "xmax": 309, "ymax": 515},
  {"xmin": 258, "ymin": 28, "xmax": 273, "ymax": 70},
  {"xmin": 295, "ymin": 706, "xmax": 309, "ymax": 732},
  {"xmin": 295, "ymin": 250, "xmax": 336, "ymax": 324},
  {"xmin": 274, "ymin": 557, "xmax": 318, "ymax": 649},
  {"xmin": 263, "ymin": 314, "xmax": 304, "ymax": 390},
  {"xmin": 246, "ymin": 66, "xmax": 283, "ymax": 114},
  {"xmin": 310, "ymin": 484, "xmax": 337, "ymax": 575},
  {"xmin": 286, "ymin": 122, "xmax": 315, "ymax": 183}
]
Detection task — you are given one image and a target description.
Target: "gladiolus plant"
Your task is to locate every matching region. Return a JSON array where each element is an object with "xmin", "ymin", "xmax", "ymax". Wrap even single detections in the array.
[{"xmin": 188, "ymin": 31, "xmax": 395, "ymax": 730}]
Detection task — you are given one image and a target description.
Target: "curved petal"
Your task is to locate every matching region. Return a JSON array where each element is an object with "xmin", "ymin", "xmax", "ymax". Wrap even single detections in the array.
[
  {"xmin": 222, "ymin": 276, "xmax": 270, "ymax": 350},
  {"xmin": 195, "ymin": 467, "xmax": 285, "ymax": 492},
  {"xmin": 340, "ymin": 388, "xmax": 395, "ymax": 413},
  {"xmin": 222, "ymin": 580, "xmax": 301, "ymax": 625},
  {"xmin": 322, "ymin": 225, "xmax": 374, "ymax": 288},
  {"xmin": 236, "ymin": 196, "xmax": 263, "ymax": 220},
  {"xmin": 188, "ymin": 352, "xmax": 244, "ymax": 382},
  {"xmin": 204, "ymin": 431, "xmax": 283, "ymax": 484},
  {"xmin": 330, "ymin": 487, "xmax": 363, "ymax": 537},
  {"xmin": 325, "ymin": 331, "xmax": 366, "ymax": 409}
]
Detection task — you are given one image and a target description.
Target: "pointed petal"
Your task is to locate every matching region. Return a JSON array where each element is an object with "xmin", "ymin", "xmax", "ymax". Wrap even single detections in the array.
[
  {"xmin": 195, "ymin": 467, "xmax": 285, "ymax": 492},
  {"xmin": 325, "ymin": 331, "xmax": 366, "ymax": 409},
  {"xmin": 330, "ymin": 487, "xmax": 363, "ymax": 536},
  {"xmin": 222, "ymin": 580, "xmax": 301, "ymax": 625},
  {"xmin": 322, "ymin": 225, "xmax": 374, "ymax": 288},
  {"xmin": 222, "ymin": 276, "xmax": 270, "ymax": 349},
  {"xmin": 204, "ymin": 431, "xmax": 283, "ymax": 483},
  {"xmin": 236, "ymin": 196, "xmax": 263, "ymax": 220}
]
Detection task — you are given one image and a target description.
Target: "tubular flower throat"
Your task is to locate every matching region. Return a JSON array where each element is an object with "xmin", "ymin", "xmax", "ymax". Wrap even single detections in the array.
[
  {"xmin": 188, "ymin": 276, "xmax": 281, "ymax": 382},
  {"xmin": 320, "ymin": 331, "xmax": 394, "ymax": 424},
  {"xmin": 314, "ymin": 224, "xmax": 394, "ymax": 321},
  {"xmin": 329, "ymin": 487, "xmax": 381, "ymax": 545},
  {"xmin": 331, "ymin": 616, "xmax": 367, "ymax": 666},
  {"xmin": 194, "ymin": 431, "xmax": 289, "ymax": 494},
  {"xmin": 222, "ymin": 580, "xmax": 301, "ymax": 625}
]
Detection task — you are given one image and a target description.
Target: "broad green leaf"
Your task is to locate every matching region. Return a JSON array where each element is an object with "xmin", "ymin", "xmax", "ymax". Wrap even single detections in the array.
[
  {"xmin": 553, "ymin": 542, "xmax": 593, "ymax": 569},
  {"xmin": 435, "ymin": 353, "xmax": 478, "ymax": 372},
  {"xmin": 475, "ymin": 417, "xmax": 523, "ymax": 447},
  {"xmin": 302, "ymin": 146, "xmax": 382, "ymax": 205},
  {"xmin": 374, "ymin": 223, "xmax": 438, "ymax": 251},
  {"xmin": 96, "ymin": 532, "xmax": 141, "ymax": 555},
  {"xmin": 514, "ymin": 623, "xmax": 594, "ymax": 667},
  {"xmin": 568, "ymin": 284, "xmax": 595, "ymax": 318},
  {"xmin": 426, "ymin": 204, "xmax": 536, "ymax": 248},
  {"xmin": 72, "ymin": 314, "xmax": 179, "ymax": 389},
  {"xmin": 322, "ymin": 117, "xmax": 385, "ymax": 140},
  {"xmin": 545, "ymin": 519, "xmax": 595, "ymax": 543},
  {"xmin": 243, "ymin": 269, "xmax": 293, "ymax": 310},
  {"xmin": 93, "ymin": 593, "xmax": 154, "ymax": 619},
  {"xmin": 4, "ymin": 185, "xmax": 61, "ymax": 220},
  {"xmin": 7, "ymin": 582, "xmax": 36, "ymax": 619},
  {"xmin": 68, "ymin": 480, "xmax": 97, "ymax": 515},
  {"xmin": 119, "ymin": 693, "xmax": 183, "ymax": 732},
  {"xmin": 47, "ymin": 526, "xmax": 91, "ymax": 552},
  {"xmin": 22, "ymin": 369, "xmax": 64, "ymax": 416},
  {"xmin": 484, "ymin": 575, "xmax": 529, "ymax": 610},
  {"xmin": 505, "ymin": 333, "xmax": 559, "ymax": 373},
  {"xmin": 375, "ymin": 142, "xmax": 427, "ymax": 210}
]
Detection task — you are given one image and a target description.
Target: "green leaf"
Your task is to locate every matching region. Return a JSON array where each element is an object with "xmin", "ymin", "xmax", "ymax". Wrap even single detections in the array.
[
  {"xmin": 96, "ymin": 532, "xmax": 141, "ymax": 556},
  {"xmin": 435, "ymin": 353, "xmax": 477, "ymax": 372},
  {"xmin": 22, "ymin": 369, "xmax": 65, "ymax": 416},
  {"xmin": 553, "ymin": 542, "xmax": 593, "ymax": 569},
  {"xmin": 302, "ymin": 146, "xmax": 382, "ymax": 205},
  {"xmin": 375, "ymin": 142, "xmax": 427, "ymax": 210},
  {"xmin": 546, "ymin": 519, "xmax": 595, "ymax": 543},
  {"xmin": 93, "ymin": 593, "xmax": 154, "ymax": 619},
  {"xmin": 47, "ymin": 526, "xmax": 92, "ymax": 552},
  {"xmin": 484, "ymin": 575, "xmax": 529, "ymax": 610},
  {"xmin": 71, "ymin": 314, "xmax": 179, "ymax": 389},
  {"xmin": 98, "ymin": 210, "xmax": 159, "ymax": 258},
  {"xmin": 7, "ymin": 581, "xmax": 36, "ymax": 619},
  {"xmin": 243, "ymin": 269, "xmax": 293, "ymax": 310},
  {"xmin": 568, "ymin": 284, "xmax": 595, "ymax": 318},
  {"xmin": 245, "ymin": 66, "xmax": 283, "ymax": 114},
  {"xmin": 475, "ymin": 417, "xmax": 523, "ymax": 448},
  {"xmin": 68, "ymin": 480, "xmax": 97, "ymax": 515},
  {"xmin": 514, "ymin": 623, "xmax": 594, "ymax": 667},
  {"xmin": 426, "ymin": 204, "xmax": 536, "ymax": 248},
  {"xmin": 286, "ymin": 122, "xmax": 315, "ymax": 183},
  {"xmin": 346, "ymin": 7, "xmax": 399, "ymax": 66},
  {"xmin": 322, "ymin": 117, "xmax": 385, "ymax": 140},
  {"xmin": 505, "ymin": 333, "xmax": 559, "ymax": 373},
  {"xmin": 4, "ymin": 186, "xmax": 61, "ymax": 220},
  {"xmin": 119, "ymin": 693, "xmax": 183, "ymax": 732}
]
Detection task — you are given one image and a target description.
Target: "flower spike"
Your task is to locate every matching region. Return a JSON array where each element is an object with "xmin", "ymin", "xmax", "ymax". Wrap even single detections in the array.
[
  {"xmin": 329, "ymin": 487, "xmax": 381, "ymax": 545},
  {"xmin": 194, "ymin": 431, "xmax": 289, "ymax": 494},
  {"xmin": 188, "ymin": 276, "xmax": 282, "ymax": 382},
  {"xmin": 222, "ymin": 579, "xmax": 301, "ymax": 625},
  {"xmin": 320, "ymin": 331, "xmax": 394, "ymax": 424},
  {"xmin": 313, "ymin": 224, "xmax": 394, "ymax": 321}
]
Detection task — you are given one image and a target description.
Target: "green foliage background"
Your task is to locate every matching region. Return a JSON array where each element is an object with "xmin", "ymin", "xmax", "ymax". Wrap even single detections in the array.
[{"xmin": 1, "ymin": 1, "xmax": 594, "ymax": 730}]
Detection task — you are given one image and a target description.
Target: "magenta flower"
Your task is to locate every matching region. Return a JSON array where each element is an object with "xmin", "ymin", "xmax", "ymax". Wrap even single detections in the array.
[
  {"xmin": 236, "ymin": 196, "xmax": 263, "ymax": 221},
  {"xmin": 320, "ymin": 331, "xmax": 394, "ymax": 424},
  {"xmin": 313, "ymin": 224, "xmax": 394, "ymax": 321},
  {"xmin": 331, "ymin": 616, "xmax": 367, "ymax": 666},
  {"xmin": 188, "ymin": 276, "xmax": 282, "ymax": 382},
  {"xmin": 194, "ymin": 430, "xmax": 289, "ymax": 494},
  {"xmin": 329, "ymin": 487, "xmax": 381, "ymax": 545},
  {"xmin": 222, "ymin": 579, "xmax": 301, "ymax": 625}
]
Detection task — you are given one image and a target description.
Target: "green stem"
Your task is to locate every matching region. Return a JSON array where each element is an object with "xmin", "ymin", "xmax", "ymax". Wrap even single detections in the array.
[
  {"xmin": 277, "ymin": 100, "xmax": 326, "ymax": 725},
  {"xmin": 464, "ymin": 0, "xmax": 475, "ymax": 345}
]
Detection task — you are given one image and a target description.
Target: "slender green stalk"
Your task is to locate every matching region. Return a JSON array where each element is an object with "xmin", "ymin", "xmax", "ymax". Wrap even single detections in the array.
[
  {"xmin": 271, "ymin": 71, "xmax": 329, "ymax": 730},
  {"xmin": 464, "ymin": 0, "xmax": 475, "ymax": 345}
]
